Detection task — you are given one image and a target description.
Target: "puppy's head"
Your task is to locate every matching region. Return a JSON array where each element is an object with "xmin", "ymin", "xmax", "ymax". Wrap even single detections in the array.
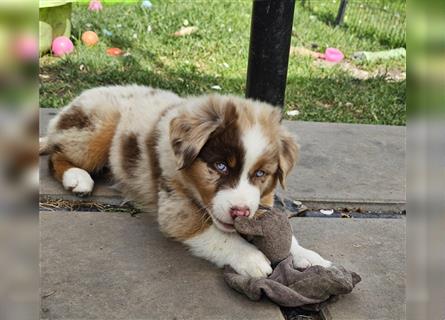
[{"xmin": 170, "ymin": 95, "xmax": 298, "ymax": 232}]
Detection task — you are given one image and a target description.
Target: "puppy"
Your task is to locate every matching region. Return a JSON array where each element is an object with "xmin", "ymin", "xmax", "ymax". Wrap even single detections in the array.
[{"xmin": 41, "ymin": 85, "xmax": 331, "ymax": 277}]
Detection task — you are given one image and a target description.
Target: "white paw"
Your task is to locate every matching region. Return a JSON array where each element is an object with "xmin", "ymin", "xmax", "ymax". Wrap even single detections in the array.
[
  {"xmin": 292, "ymin": 248, "xmax": 332, "ymax": 269},
  {"xmin": 231, "ymin": 250, "xmax": 272, "ymax": 278},
  {"xmin": 62, "ymin": 168, "xmax": 94, "ymax": 196}
]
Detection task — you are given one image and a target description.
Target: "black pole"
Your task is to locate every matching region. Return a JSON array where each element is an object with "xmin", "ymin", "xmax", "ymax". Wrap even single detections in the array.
[
  {"xmin": 246, "ymin": 0, "xmax": 296, "ymax": 108},
  {"xmin": 335, "ymin": 0, "xmax": 348, "ymax": 26}
]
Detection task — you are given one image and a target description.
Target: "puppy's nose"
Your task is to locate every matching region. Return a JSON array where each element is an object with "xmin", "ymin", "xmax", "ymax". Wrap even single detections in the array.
[{"xmin": 230, "ymin": 206, "xmax": 250, "ymax": 218}]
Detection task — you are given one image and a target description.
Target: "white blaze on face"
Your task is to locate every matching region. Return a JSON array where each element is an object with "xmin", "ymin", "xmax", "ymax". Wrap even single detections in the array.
[{"xmin": 212, "ymin": 125, "xmax": 268, "ymax": 231}]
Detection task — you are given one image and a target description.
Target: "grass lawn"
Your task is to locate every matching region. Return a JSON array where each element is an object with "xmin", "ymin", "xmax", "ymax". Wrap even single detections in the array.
[{"xmin": 39, "ymin": 0, "xmax": 406, "ymax": 125}]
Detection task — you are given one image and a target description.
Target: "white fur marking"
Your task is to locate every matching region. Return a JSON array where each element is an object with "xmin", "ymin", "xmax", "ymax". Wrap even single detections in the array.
[
  {"xmin": 241, "ymin": 125, "xmax": 268, "ymax": 173},
  {"xmin": 211, "ymin": 125, "xmax": 269, "ymax": 226},
  {"xmin": 290, "ymin": 236, "xmax": 332, "ymax": 268},
  {"xmin": 62, "ymin": 168, "xmax": 94, "ymax": 194},
  {"xmin": 185, "ymin": 225, "xmax": 272, "ymax": 277}
]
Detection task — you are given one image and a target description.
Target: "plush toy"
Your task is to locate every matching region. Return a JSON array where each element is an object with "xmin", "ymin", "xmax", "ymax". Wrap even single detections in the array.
[{"xmin": 223, "ymin": 207, "xmax": 361, "ymax": 310}]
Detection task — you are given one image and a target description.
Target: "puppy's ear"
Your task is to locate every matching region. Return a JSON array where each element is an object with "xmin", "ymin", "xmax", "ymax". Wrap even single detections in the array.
[
  {"xmin": 169, "ymin": 97, "xmax": 237, "ymax": 170},
  {"xmin": 277, "ymin": 128, "xmax": 299, "ymax": 189}
]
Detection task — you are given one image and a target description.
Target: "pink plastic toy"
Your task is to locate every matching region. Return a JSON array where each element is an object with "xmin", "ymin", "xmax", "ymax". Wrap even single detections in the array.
[
  {"xmin": 88, "ymin": 0, "xmax": 103, "ymax": 11},
  {"xmin": 323, "ymin": 48, "xmax": 344, "ymax": 63},
  {"xmin": 51, "ymin": 36, "xmax": 74, "ymax": 57},
  {"xmin": 15, "ymin": 36, "xmax": 38, "ymax": 60}
]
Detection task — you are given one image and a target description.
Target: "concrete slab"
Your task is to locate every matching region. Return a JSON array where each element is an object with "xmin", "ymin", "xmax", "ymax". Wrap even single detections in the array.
[
  {"xmin": 282, "ymin": 121, "xmax": 405, "ymax": 211},
  {"xmin": 40, "ymin": 211, "xmax": 283, "ymax": 320},
  {"xmin": 290, "ymin": 217, "xmax": 406, "ymax": 320},
  {"xmin": 39, "ymin": 109, "xmax": 405, "ymax": 210}
]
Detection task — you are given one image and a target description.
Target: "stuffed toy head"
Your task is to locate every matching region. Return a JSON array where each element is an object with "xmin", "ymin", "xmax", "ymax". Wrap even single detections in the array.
[
  {"xmin": 224, "ymin": 206, "xmax": 362, "ymax": 309},
  {"xmin": 234, "ymin": 206, "xmax": 292, "ymax": 266}
]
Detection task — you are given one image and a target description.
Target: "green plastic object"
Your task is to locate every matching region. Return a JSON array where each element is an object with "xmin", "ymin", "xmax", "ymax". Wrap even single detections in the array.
[
  {"xmin": 352, "ymin": 48, "xmax": 406, "ymax": 62},
  {"xmin": 39, "ymin": 0, "xmax": 73, "ymax": 54}
]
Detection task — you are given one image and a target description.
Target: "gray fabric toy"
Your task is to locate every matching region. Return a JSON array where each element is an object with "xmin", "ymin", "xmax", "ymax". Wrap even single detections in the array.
[{"xmin": 223, "ymin": 207, "xmax": 361, "ymax": 310}]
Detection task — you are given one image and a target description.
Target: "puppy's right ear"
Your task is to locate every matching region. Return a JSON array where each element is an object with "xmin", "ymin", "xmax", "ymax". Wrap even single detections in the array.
[{"xmin": 169, "ymin": 97, "xmax": 237, "ymax": 170}]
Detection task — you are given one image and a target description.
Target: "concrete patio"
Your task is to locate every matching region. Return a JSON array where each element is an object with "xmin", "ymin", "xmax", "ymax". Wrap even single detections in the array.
[{"xmin": 40, "ymin": 108, "xmax": 406, "ymax": 320}]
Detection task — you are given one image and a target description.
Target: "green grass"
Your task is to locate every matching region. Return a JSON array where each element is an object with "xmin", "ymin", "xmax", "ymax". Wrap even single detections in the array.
[
  {"xmin": 39, "ymin": 0, "xmax": 406, "ymax": 125},
  {"xmin": 304, "ymin": 0, "xmax": 406, "ymax": 48}
]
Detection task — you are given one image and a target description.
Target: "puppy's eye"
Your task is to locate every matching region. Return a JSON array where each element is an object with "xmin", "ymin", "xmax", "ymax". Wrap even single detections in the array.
[
  {"xmin": 255, "ymin": 170, "xmax": 266, "ymax": 177},
  {"xmin": 214, "ymin": 162, "xmax": 229, "ymax": 174}
]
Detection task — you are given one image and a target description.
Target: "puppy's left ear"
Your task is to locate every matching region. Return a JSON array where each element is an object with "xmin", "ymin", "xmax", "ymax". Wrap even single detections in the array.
[
  {"xmin": 169, "ymin": 97, "xmax": 236, "ymax": 170},
  {"xmin": 277, "ymin": 128, "xmax": 299, "ymax": 189}
]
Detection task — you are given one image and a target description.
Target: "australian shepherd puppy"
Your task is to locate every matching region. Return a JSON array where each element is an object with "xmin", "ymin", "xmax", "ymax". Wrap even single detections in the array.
[{"xmin": 41, "ymin": 85, "xmax": 331, "ymax": 277}]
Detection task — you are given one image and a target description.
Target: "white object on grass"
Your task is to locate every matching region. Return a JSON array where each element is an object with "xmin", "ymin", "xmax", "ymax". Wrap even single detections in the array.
[{"xmin": 286, "ymin": 110, "xmax": 300, "ymax": 117}]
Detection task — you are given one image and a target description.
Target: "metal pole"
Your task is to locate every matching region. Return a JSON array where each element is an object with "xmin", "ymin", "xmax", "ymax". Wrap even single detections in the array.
[
  {"xmin": 245, "ymin": 0, "xmax": 296, "ymax": 108},
  {"xmin": 335, "ymin": 0, "xmax": 348, "ymax": 26}
]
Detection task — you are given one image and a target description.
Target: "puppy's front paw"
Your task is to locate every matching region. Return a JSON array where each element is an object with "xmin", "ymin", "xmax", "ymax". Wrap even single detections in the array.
[
  {"xmin": 62, "ymin": 168, "xmax": 94, "ymax": 197},
  {"xmin": 231, "ymin": 250, "xmax": 272, "ymax": 278},
  {"xmin": 292, "ymin": 248, "xmax": 332, "ymax": 269}
]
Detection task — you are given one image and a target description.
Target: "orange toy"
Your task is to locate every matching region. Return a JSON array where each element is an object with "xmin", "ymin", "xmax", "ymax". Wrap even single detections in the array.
[
  {"xmin": 106, "ymin": 47, "xmax": 123, "ymax": 57},
  {"xmin": 81, "ymin": 31, "xmax": 99, "ymax": 47}
]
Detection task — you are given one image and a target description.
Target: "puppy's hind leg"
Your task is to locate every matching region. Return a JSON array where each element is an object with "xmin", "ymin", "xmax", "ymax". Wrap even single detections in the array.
[{"xmin": 49, "ymin": 153, "xmax": 94, "ymax": 197}]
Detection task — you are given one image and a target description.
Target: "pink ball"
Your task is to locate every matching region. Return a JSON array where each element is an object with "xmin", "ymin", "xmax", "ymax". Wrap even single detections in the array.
[
  {"xmin": 324, "ymin": 48, "xmax": 344, "ymax": 63},
  {"xmin": 15, "ymin": 36, "xmax": 38, "ymax": 60},
  {"xmin": 52, "ymin": 36, "xmax": 74, "ymax": 57}
]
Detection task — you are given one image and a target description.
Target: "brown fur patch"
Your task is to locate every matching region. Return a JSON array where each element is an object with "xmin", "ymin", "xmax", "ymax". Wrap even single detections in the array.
[
  {"xmin": 197, "ymin": 105, "xmax": 245, "ymax": 191},
  {"xmin": 146, "ymin": 105, "xmax": 178, "ymax": 196},
  {"xmin": 236, "ymin": 100, "xmax": 256, "ymax": 129},
  {"xmin": 169, "ymin": 97, "xmax": 241, "ymax": 170},
  {"xmin": 146, "ymin": 128, "xmax": 161, "ymax": 185},
  {"xmin": 277, "ymin": 129, "xmax": 299, "ymax": 188},
  {"xmin": 57, "ymin": 106, "xmax": 92, "ymax": 131},
  {"xmin": 248, "ymin": 147, "xmax": 279, "ymax": 196},
  {"xmin": 120, "ymin": 133, "xmax": 141, "ymax": 176},
  {"xmin": 182, "ymin": 160, "xmax": 218, "ymax": 206},
  {"xmin": 166, "ymin": 179, "xmax": 212, "ymax": 241},
  {"xmin": 83, "ymin": 112, "xmax": 120, "ymax": 172},
  {"xmin": 227, "ymin": 155, "xmax": 237, "ymax": 168},
  {"xmin": 48, "ymin": 152, "xmax": 75, "ymax": 182},
  {"xmin": 260, "ymin": 191, "xmax": 275, "ymax": 207}
]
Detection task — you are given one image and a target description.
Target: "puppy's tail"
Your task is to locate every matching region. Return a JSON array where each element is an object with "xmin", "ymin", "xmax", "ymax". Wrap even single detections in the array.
[{"xmin": 39, "ymin": 136, "xmax": 50, "ymax": 155}]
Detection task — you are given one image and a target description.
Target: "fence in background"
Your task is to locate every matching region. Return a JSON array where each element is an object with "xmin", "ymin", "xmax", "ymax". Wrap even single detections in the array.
[{"xmin": 301, "ymin": 0, "xmax": 406, "ymax": 48}]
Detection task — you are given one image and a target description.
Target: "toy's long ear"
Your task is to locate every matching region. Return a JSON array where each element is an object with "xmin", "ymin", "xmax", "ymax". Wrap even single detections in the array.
[
  {"xmin": 169, "ymin": 97, "xmax": 237, "ymax": 170},
  {"xmin": 277, "ymin": 128, "xmax": 299, "ymax": 189},
  {"xmin": 234, "ymin": 217, "xmax": 264, "ymax": 237}
]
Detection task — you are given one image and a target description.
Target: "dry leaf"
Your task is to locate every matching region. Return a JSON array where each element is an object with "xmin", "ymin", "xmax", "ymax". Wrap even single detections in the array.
[{"xmin": 174, "ymin": 26, "xmax": 198, "ymax": 37}]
